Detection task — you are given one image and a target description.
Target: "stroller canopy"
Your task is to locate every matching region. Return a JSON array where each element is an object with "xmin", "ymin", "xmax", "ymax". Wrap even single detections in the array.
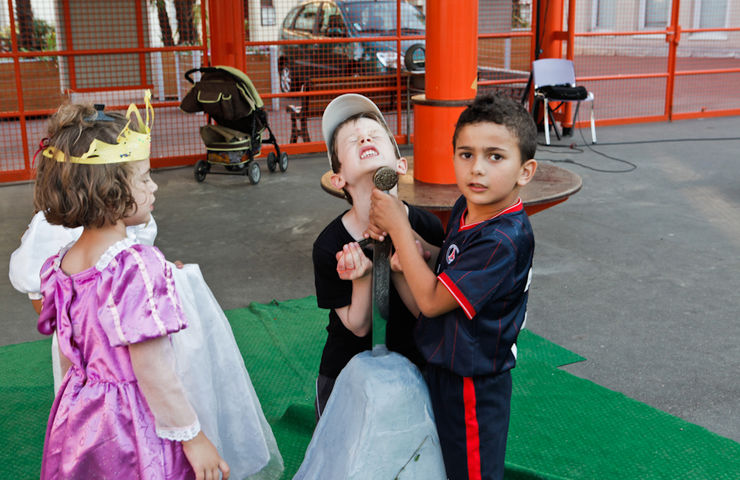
[{"xmin": 181, "ymin": 65, "xmax": 264, "ymax": 128}]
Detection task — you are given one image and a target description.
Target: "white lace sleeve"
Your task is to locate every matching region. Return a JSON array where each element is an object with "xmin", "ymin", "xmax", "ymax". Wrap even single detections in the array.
[{"xmin": 129, "ymin": 335, "xmax": 200, "ymax": 441}]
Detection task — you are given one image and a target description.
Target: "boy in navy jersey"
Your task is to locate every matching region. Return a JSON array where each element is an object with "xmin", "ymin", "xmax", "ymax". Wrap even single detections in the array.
[
  {"xmin": 369, "ymin": 94, "xmax": 538, "ymax": 480},
  {"xmin": 312, "ymin": 94, "xmax": 444, "ymax": 420}
]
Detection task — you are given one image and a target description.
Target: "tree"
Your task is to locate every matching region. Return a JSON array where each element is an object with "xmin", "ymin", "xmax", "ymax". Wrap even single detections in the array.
[
  {"xmin": 174, "ymin": 0, "xmax": 198, "ymax": 45},
  {"xmin": 15, "ymin": 0, "xmax": 35, "ymax": 50},
  {"xmin": 155, "ymin": 0, "xmax": 176, "ymax": 46}
]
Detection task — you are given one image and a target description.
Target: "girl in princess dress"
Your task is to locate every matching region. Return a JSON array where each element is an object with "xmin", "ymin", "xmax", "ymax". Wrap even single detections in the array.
[
  {"xmin": 11, "ymin": 202, "xmax": 281, "ymax": 480},
  {"xmin": 9, "ymin": 210, "xmax": 156, "ymax": 392},
  {"xmin": 31, "ymin": 93, "xmax": 281, "ymax": 479}
]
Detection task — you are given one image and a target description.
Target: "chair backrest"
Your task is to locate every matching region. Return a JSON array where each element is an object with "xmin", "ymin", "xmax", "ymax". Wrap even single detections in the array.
[{"xmin": 532, "ymin": 58, "xmax": 576, "ymax": 88}]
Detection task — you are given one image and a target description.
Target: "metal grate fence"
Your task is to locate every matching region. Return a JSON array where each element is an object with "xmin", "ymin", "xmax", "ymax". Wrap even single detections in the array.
[
  {"xmin": 1, "ymin": 0, "xmax": 739, "ymax": 183},
  {"xmin": 0, "ymin": 0, "xmax": 209, "ymax": 182},
  {"xmin": 568, "ymin": 0, "xmax": 740, "ymax": 125}
]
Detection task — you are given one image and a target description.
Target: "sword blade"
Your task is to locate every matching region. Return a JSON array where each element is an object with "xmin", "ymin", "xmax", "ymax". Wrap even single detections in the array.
[{"xmin": 371, "ymin": 238, "xmax": 391, "ymax": 352}]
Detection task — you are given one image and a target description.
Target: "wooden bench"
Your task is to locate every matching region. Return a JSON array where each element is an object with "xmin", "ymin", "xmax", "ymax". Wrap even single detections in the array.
[
  {"xmin": 286, "ymin": 74, "xmax": 409, "ymax": 143},
  {"xmin": 67, "ymin": 86, "xmax": 153, "ymax": 108},
  {"xmin": 476, "ymin": 68, "xmax": 530, "ymax": 102}
]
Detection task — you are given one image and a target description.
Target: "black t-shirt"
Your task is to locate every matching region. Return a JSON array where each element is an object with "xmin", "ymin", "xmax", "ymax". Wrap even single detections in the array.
[{"xmin": 312, "ymin": 204, "xmax": 444, "ymax": 379}]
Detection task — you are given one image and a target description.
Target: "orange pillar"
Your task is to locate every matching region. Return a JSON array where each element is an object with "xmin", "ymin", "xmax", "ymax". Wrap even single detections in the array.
[
  {"xmin": 208, "ymin": 0, "xmax": 246, "ymax": 71},
  {"xmin": 412, "ymin": 0, "xmax": 478, "ymax": 184},
  {"xmin": 538, "ymin": 0, "xmax": 565, "ymax": 59},
  {"xmin": 538, "ymin": 0, "xmax": 569, "ymax": 125}
]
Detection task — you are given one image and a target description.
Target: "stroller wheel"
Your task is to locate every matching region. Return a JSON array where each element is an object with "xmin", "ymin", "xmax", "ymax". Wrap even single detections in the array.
[
  {"xmin": 267, "ymin": 152, "xmax": 278, "ymax": 173},
  {"xmin": 279, "ymin": 152, "xmax": 289, "ymax": 173},
  {"xmin": 247, "ymin": 162, "xmax": 261, "ymax": 184},
  {"xmin": 194, "ymin": 160, "xmax": 209, "ymax": 182}
]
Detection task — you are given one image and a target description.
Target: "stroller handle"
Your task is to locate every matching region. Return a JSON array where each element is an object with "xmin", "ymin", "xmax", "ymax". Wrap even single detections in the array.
[{"xmin": 184, "ymin": 67, "xmax": 224, "ymax": 85}]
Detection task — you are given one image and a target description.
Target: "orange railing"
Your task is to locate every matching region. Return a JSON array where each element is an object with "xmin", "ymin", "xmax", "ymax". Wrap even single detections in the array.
[
  {"xmin": 565, "ymin": 0, "xmax": 740, "ymax": 127},
  {"xmin": 0, "ymin": 0, "xmax": 209, "ymax": 182},
  {"xmin": 2, "ymin": 0, "xmax": 739, "ymax": 183}
]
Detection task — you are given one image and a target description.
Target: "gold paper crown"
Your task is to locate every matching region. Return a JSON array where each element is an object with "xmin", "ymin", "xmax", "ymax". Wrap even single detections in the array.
[{"xmin": 42, "ymin": 90, "xmax": 154, "ymax": 165}]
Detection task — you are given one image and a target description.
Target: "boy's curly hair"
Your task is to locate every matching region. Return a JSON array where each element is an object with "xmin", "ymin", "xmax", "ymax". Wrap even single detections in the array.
[
  {"xmin": 34, "ymin": 103, "xmax": 145, "ymax": 228},
  {"xmin": 452, "ymin": 93, "xmax": 537, "ymax": 163}
]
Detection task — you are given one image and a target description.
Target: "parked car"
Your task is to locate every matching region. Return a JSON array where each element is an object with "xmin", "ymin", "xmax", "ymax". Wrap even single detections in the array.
[{"xmin": 278, "ymin": 0, "xmax": 425, "ymax": 92}]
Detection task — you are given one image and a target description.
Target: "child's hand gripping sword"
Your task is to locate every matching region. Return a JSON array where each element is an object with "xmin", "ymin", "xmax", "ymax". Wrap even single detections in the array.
[{"xmin": 370, "ymin": 167, "xmax": 398, "ymax": 355}]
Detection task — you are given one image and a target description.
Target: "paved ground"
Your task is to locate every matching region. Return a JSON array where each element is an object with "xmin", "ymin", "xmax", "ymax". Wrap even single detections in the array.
[{"xmin": 1, "ymin": 116, "xmax": 738, "ymax": 443}]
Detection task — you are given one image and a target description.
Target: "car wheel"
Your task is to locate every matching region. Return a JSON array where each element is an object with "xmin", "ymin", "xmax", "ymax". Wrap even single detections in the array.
[
  {"xmin": 280, "ymin": 63, "xmax": 294, "ymax": 92},
  {"xmin": 404, "ymin": 43, "xmax": 426, "ymax": 72}
]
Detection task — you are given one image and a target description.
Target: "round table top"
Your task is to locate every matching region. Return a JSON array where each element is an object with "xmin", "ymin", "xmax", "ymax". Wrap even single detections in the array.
[{"xmin": 320, "ymin": 161, "xmax": 582, "ymax": 212}]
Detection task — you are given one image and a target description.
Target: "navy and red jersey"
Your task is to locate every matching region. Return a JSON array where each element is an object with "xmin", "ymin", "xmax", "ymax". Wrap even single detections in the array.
[{"xmin": 415, "ymin": 195, "xmax": 534, "ymax": 377}]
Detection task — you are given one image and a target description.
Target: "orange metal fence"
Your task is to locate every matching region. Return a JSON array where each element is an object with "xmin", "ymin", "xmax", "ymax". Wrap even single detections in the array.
[
  {"xmin": 566, "ymin": 0, "xmax": 740, "ymax": 126},
  {"xmin": 0, "ymin": 0, "xmax": 210, "ymax": 182},
  {"xmin": 1, "ymin": 0, "xmax": 738, "ymax": 183},
  {"xmin": 253, "ymin": 0, "xmax": 534, "ymax": 154},
  {"xmin": 0, "ymin": 0, "xmax": 533, "ymax": 182}
]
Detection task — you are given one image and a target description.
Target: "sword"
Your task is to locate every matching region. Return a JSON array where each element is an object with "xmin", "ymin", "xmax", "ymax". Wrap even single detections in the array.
[{"xmin": 370, "ymin": 167, "xmax": 398, "ymax": 355}]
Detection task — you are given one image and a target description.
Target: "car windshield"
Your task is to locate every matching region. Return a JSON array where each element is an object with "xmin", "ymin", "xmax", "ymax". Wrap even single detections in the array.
[{"xmin": 342, "ymin": 2, "xmax": 425, "ymax": 34}]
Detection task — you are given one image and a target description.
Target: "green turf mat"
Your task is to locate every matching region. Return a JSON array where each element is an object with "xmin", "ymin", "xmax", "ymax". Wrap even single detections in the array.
[
  {"xmin": 226, "ymin": 299, "xmax": 326, "ymax": 475},
  {"xmin": 1, "ymin": 296, "xmax": 738, "ymax": 479},
  {"xmin": 508, "ymin": 358, "xmax": 740, "ymax": 479},
  {"xmin": 0, "ymin": 339, "xmax": 55, "ymax": 479}
]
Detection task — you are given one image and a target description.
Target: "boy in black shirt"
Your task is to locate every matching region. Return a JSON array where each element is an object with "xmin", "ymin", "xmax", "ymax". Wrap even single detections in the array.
[{"xmin": 312, "ymin": 94, "xmax": 444, "ymax": 419}]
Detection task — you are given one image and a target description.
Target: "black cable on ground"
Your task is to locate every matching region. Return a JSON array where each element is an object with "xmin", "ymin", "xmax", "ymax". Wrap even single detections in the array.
[
  {"xmin": 536, "ymin": 127, "xmax": 637, "ymax": 173},
  {"xmin": 536, "ymin": 127, "xmax": 740, "ymax": 174}
]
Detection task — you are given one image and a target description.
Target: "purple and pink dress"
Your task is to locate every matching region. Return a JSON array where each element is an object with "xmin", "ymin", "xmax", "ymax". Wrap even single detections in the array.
[
  {"xmin": 15, "ymin": 213, "xmax": 282, "ymax": 479},
  {"xmin": 38, "ymin": 239, "xmax": 195, "ymax": 479}
]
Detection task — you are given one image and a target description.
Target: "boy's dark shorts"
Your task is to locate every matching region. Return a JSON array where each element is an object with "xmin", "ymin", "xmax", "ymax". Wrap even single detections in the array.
[{"xmin": 425, "ymin": 365, "xmax": 512, "ymax": 480}]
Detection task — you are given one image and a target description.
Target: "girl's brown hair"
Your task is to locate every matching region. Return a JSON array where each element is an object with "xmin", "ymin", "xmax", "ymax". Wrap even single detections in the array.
[{"xmin": 34, "ymin": 103, "xmax": 145, "ymax": 228}]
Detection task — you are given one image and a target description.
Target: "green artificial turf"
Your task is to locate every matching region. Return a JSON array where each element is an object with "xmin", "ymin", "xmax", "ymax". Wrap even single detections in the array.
[{"xmin": 1, "ymin": 296, "xmax": 738, "ymax": 479}]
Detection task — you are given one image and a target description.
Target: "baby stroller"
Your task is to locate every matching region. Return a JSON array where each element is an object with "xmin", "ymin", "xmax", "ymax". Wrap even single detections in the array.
[{"xmin": 181, "ymin": 65, "xmax": 288, "ymax": 183}]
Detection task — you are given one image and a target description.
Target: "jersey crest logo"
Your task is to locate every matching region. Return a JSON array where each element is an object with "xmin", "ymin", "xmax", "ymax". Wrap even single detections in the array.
[{"xmin": 446, "ymin": 244, "xmax": 459, "ymax": 264}]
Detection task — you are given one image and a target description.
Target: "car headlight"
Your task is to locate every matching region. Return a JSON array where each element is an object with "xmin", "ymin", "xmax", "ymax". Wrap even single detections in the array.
[{"xmin": 376, "ymin": 51, "xmax": 404, "ymax": 69}]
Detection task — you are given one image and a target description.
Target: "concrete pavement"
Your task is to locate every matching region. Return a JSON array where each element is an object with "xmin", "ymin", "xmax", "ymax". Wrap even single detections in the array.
[{"xmin": 1, "ymin": 116, "xmax": 738, "ymax": 442}]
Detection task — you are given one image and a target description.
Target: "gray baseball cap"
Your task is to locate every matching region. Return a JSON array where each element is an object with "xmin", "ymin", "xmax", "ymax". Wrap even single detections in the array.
[{"xmin": 321, "ymin": 93, "xmax": 401, "ymax": 167}]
